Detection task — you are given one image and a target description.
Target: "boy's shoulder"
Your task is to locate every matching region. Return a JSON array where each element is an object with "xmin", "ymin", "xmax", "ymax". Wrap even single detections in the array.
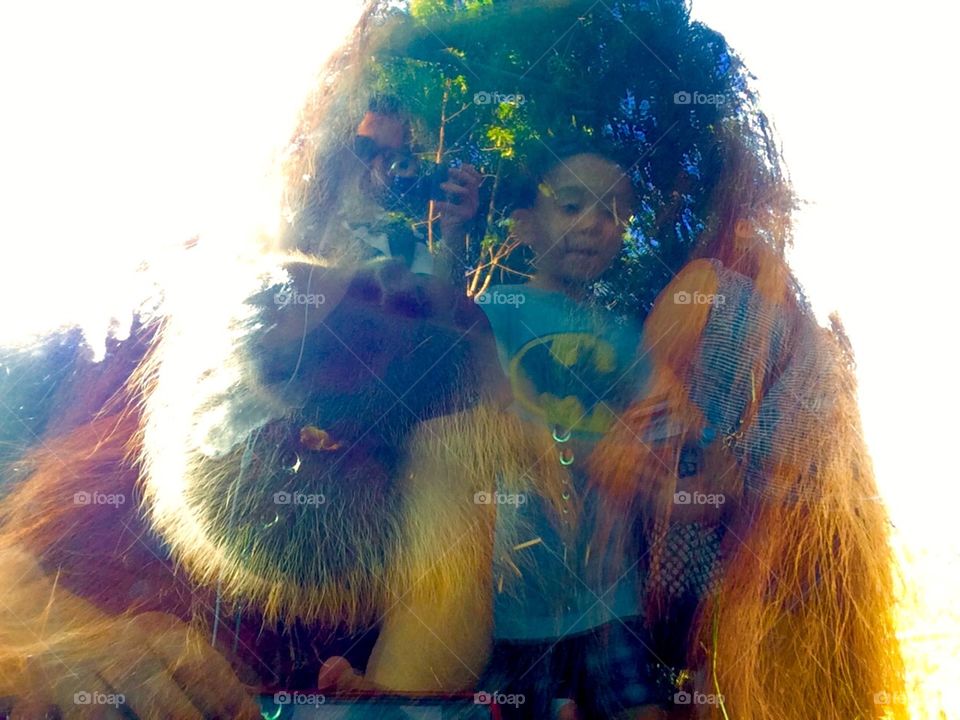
[
  {"xmin": 476, "ymin": 283, "xmax": 584, "ymax": 317},
  {"xmin": 475, "ymin": 284, "xmax": 575, "ymax": 336},
  {"xmin": 479, "ymin": 283, "xmax": 639, "ymax": 327},
  {"xmin": 477, "ymin": 283, "xmax": 642, "ymax": 362}
]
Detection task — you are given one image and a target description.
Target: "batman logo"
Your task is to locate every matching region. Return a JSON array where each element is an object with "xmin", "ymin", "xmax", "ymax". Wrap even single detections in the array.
[{"xmin": 508, "ymin": 332, "xmax": 633, "ymax": 436}]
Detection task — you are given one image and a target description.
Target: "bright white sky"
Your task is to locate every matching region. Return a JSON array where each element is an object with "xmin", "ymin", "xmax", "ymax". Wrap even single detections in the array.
[
  {"xmin": 1, "ymin": 0, "xmax": 957, "ymax": 535},
  {"xmin": 689, "ymin": 0, "xmax": 960, "ymax": 541}
]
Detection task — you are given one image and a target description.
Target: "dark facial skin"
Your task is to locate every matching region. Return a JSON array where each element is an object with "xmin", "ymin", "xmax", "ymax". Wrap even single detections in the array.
[{"xmin": 514, "ymin": 153, "xmax": 636, "ymax": 298}]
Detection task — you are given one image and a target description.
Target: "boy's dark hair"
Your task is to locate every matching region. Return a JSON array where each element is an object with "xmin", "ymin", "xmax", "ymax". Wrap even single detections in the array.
[
  {"xmin": 500, "ymin": 133, "xmax": 627, "ymax": 212},
  {"xmin": 367, "ymin": 93, "xmax": 403, "ymax": 116}
]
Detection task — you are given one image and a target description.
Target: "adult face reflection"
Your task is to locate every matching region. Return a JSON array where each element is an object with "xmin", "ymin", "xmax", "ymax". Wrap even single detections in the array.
[
  {"xmin": 354, "ymin": 109, "xmax": 416, "ymax": 203},
  {"xmin": 346, "ymin": 102, "xmax": 482, "ymax": 281}
]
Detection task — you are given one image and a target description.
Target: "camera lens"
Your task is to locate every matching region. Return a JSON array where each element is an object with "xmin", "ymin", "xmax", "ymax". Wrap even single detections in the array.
[{"xmin": 388, "ymin": 154, "xmax": 419, "ymax": 178}]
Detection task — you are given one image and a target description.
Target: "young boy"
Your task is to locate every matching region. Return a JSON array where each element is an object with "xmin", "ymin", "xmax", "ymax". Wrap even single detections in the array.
[
  {"xmin": 479, "ymin": 153, "xmax": 642, "ymax": 435},
  {"xmin": 477, "ymin": 153, "xmax": 655, "ymax": 718},
  {"xmin": 321, "ymin": 154, "xmax": 659, "ymax": 717}
]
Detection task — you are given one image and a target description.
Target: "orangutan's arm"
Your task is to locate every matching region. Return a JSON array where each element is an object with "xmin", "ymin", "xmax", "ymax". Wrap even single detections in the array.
[
  {"xmin": 0, "ymin": 543, "xmax": 261, "ymax": 719},
  {"xmin": 642, "ymin": 258, "xmax": 720, "ymax": 372},
  {"xmin": 364, "ymin": 497, "xmax": 494, "ymax": 691}
]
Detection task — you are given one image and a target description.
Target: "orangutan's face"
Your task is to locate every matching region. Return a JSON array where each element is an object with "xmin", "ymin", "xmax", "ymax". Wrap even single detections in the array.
[{"xmin": 140, "ymin": 258, "xmax": 500, "ymax": 624}]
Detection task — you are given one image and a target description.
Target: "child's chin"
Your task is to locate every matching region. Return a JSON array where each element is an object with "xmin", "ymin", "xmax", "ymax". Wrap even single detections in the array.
[{"xmin": 559, "ymin": 263, "xmax": 603, "ymax": 284}]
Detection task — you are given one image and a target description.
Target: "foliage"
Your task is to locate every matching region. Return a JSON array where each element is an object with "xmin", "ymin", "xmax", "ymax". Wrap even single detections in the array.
[{"xmin": 367, "ymin": 0, "xmax": 773, "ymax": 317}]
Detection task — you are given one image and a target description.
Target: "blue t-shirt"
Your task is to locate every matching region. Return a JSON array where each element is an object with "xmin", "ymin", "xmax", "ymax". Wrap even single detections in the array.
[
  {"xmin": 478, "ymin": 284, "xmax": 646, "ymax": 641},
  {"xmin": 478, "ymin": 284, "xmax": 644, "ymax": 440}
]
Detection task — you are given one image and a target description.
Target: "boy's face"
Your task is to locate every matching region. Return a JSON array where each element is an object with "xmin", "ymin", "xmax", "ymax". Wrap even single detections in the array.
[{"xmin": 520, "ymin": 153, "xmax": 635, "ymax": 287}]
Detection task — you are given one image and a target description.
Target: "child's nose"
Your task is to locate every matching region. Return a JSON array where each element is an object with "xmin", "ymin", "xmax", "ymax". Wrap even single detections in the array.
[{"xmin": 581, "ymin": 208, "xmax": 610, "ymax": 234}]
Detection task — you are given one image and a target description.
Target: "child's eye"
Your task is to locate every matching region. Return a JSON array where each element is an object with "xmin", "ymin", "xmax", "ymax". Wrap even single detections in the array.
[{"xmin": 562, "ymin": 203, "xmax": 581, "ymax": 214}]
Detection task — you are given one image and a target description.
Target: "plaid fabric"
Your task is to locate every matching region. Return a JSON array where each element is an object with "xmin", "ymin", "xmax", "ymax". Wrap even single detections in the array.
[
  {"xmin": 645, "ymin": 520, "xmax": 724, "ymax": 601},
  {"xmin": 483, "ymin": 618, "xmax": 656, "ymax": 719},
  {"xmin": 582, "ymin": 619, "xmax": 659, "ymax": 713},
  {"xmin": 486, "ymin": 522, "xmax": 723, "ymax": 716}
]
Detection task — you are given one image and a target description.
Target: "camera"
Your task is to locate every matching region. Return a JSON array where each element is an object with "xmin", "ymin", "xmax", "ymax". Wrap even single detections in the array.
[{"xmin": 384, "ymin": 161, "xmax": 451, "ymax": 216}]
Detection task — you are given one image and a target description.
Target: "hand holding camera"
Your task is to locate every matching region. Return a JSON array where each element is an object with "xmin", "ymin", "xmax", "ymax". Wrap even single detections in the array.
[
  {"xmin": 436, "ymin": 163, "xmax": 482, "ymax": 236},
  {"xmin": 385, "ymin": 159, "xmax": 481, "ymax": 234}
]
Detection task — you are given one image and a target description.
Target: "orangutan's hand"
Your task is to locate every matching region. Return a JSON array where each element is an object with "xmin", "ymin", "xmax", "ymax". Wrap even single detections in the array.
[
  {"xmin": 1, "ymin": 548, "xmax": 260, "ymax": 720},
  {"xmin": 317, "ymin": 656, "xmax": 382, "ymax": 694}
]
